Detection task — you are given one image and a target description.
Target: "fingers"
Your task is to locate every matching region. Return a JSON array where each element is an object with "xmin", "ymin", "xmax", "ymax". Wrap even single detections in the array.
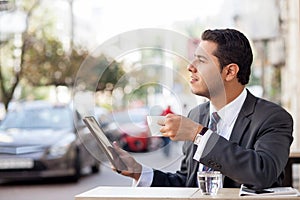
[
  {"xmin": 110, "ymin": 142, "xmax": 124, "ymax": 159},
  {"xmin": 113, "ymin": 141, "xmax": 125, "ymax": 155},
  {"xmin": 113, "ymin": 141, "xmax": 120, "ymax": 148},
  {"xmin": 157, "ymin": 113, "xmax": 174, "ymax": 126},
  {"xmin": 157, "ymin": 118, "xmax": 165, "ymax": 126},
  {"xmin": 111, "ymin": 142, "xmax": 142, "ymax": 180},
  {"xmin": 160, "ymin": 125, "xmax": 175, "ymax": 137},
  {"xmin": 111, "ymin": 166, "xmax": 122, "ymax": 174},
  {"xmin": 159, "ymin": 114, "xmax": 179, "ymax": 139},
  {"xmin": 158, "ymin": 115, "xmax": 198, "ymax": 141},
  {"xmin": 161, "ymin": 130, "xmax": 176, "ymax": 139}
]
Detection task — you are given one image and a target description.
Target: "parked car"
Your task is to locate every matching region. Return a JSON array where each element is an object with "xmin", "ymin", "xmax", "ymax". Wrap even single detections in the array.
[
  {"xmin": 0, "ymin": 101, "xmax": 102, "ymax": 182},
  {"xmin": 101, "ymin": 108, "xmax": 165, "ymax": 152}
]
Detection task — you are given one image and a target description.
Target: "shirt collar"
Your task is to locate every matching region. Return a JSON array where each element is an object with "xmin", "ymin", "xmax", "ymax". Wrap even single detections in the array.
[{"xmin": 210, "ymin": 88, "xmax": 247, "ymax": 126}]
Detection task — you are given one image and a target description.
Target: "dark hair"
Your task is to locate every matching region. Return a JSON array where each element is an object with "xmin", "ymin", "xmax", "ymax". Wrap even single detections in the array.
[{"xmin": 201, "ymin": 28, "xmax": 253, "ymax": 85}]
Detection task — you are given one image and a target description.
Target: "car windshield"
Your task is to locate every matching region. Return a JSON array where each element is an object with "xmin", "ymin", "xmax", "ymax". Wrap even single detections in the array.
[{"xmin": 0, "ymin": 106, "xmax": 73, "ymax": 130}]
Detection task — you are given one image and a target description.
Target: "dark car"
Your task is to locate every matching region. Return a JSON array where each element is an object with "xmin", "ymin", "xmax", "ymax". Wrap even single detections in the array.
[{"xmin": 0, "ymin": 101, "xmax": 102, "ymax": 182}]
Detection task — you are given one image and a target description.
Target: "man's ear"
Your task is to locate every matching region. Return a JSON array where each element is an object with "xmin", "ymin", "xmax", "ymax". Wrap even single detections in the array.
[{"xmin": 223, "ymin": 63, "xmax": 239, "ymax": 81}]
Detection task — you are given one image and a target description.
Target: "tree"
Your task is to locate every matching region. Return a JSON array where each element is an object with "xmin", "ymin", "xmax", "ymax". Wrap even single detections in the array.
[
  {"xmin": 0, "ymin": 0, "xmax": 125, "ymax": 111},
  {"xmin": 0, "ymin": 0, "xmax": 40, "ymax": 110},
  {"xmin": 21, "ymin": 34, "xmax": 88, "ymax": 87}
]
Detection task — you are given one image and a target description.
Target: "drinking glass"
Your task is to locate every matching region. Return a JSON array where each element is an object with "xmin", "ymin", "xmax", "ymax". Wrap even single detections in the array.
[{"xmin": 197, "ymin": 171, "xmax": 222, "ymax": 195}]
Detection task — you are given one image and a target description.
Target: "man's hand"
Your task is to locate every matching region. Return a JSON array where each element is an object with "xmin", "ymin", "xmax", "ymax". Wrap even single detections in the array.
[
  {"xmin": 158, "ymin": 114, "xmax": 204, "ymax": 141},
  {"xmin": 112, "ymin": 142, "xmax": 142, "ymax": 181}
]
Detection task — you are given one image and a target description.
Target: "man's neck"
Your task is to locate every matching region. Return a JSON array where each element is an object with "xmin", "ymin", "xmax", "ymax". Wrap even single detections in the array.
[{"xmin": 211, "ymin": 86, "xmax": 245, "ymax": 111}]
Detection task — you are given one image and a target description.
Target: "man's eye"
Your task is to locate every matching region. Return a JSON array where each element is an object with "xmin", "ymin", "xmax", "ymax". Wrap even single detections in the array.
[{"xmin": 194, "ymin": 55, "xmax": 206, "ymax": 63}]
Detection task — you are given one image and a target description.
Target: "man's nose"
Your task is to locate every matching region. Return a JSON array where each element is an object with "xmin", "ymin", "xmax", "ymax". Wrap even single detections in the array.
[{"xmin": 187, "ymin": 62, "xmax": 197, "ymax": 73}]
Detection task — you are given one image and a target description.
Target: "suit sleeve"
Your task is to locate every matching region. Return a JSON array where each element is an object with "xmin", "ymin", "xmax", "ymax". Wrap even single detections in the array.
[
  {"xmin": 199, "ymin": 101, "xmax": 293, "ymax": 189},
  {"xmin": 150, "ymin": 106, "xmax": 206, "ymax": 187}
]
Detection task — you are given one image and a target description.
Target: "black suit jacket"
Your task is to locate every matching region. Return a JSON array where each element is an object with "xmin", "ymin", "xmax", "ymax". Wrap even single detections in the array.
[{"xmin": 151, "ymin": 90, "xmax": 293, "ymax": 189}]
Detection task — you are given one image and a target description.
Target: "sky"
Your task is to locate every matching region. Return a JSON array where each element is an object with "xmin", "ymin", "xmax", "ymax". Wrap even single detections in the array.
[
  {"xmin": 71, "ymin": 0, "xmax": 226, "ymax": 49},
  {"xmin": 0, "ymin": 0, "xmax": 280, "ymax": 48}
]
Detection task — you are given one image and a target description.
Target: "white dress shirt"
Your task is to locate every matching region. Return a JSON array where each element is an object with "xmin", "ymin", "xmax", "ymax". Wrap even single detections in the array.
[
  {"xmin": 134, "ymin": 89, "xmax": 247, "ymax": 187},
  {"xmin": 194, "ymin": 88, "xmax": 247, "ymax": 163}
]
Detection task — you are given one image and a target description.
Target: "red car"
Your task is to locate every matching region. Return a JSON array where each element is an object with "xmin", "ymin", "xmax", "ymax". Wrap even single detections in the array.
[{"xmin": 101, "ymin": 108, "xmax": 164, "ymax": 152}]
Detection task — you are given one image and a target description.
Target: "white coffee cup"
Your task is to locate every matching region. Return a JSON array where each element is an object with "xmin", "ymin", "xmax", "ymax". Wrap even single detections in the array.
[{"xmin": 146, "ymin": 116, "xmax": 165, "ymax": 136}]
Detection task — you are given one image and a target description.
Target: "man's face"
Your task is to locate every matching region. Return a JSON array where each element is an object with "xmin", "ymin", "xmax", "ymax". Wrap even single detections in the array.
[{"xmin": 187, "ymin": 40, "xmax": 224, "ymax": 98}]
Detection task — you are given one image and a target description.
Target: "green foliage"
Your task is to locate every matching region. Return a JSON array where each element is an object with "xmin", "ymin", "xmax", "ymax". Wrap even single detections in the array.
[
  {"xmin": 97, "ymin": 58, "xmax": 125, "ymax": 91},
  {"xmin": 19, "ymin": 84, "xmax": 51, "ymax": 100},
  {"xmin": 0, "ymin": 0, "xmax": 126, "ymax": 110},
  {"xmin": 77, "ymin": 54, "xmax": 126, "ymax": 92},
  {"xmin": 22, "ymin": 33, "xmax": 88, "ymax": 87}
]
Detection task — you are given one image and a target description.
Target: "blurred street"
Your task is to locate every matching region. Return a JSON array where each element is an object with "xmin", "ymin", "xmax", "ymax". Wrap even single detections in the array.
[
  {"xmin": 0, "ymin": 142, "xmax": 183, "ymax": 200},
  {"xmin": 0, "ymin": 0, "xmax": 300, "ymax": 199}
]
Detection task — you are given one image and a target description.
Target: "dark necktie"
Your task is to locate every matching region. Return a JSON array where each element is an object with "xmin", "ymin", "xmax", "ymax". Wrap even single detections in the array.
[
  {"xmin": 209, "ymin": 112, "xmax": 220, "ymax": 133},
  {"xmin": 202, "ymin": 112, "xmax": 220, "ymax": 171}
]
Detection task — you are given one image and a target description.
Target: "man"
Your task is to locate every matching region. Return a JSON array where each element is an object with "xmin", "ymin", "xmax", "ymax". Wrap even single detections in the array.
[{"xmin": 113, "ymin": 28, "xmax": 293, "ymax": 189}]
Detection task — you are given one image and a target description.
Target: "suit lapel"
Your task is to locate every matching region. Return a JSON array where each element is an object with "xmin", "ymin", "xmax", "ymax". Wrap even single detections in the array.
[
  {"xmin": 230, "ymin": 90, "xmax": 257, "ymax": 143},
  {"xmin": 198, "ymin": 102, "xmax": 210, "ymax": 126},
  {"xmin": 230, "ymin": 114, "xmax": 250, "ymax": 143}
]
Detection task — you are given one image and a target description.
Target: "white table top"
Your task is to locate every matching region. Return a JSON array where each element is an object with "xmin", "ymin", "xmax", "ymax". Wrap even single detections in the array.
[{"xmin": 75, "ymin": 186, "xmax": 300, "ymax": 200}]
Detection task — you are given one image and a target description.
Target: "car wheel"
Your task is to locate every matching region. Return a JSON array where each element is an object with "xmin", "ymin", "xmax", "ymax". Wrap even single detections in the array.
[
  {"xmin": 91, "ymin": 162, "xmax": 100, "ymax": 173},
  {"xmin": 133, "ymin": 140, "xmax": 146, "ymax": 152},
  {"xmin": 69, "ymin": 149, "xmax": 81, "ymax": 182}
]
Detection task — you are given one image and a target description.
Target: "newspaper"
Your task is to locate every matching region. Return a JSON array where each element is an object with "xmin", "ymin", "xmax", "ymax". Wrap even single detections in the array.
[
  {"xmin": 239, "ymin": 185, "xmax": 300, "ymax": 196},
  {"xmin": 83, "ymin": 116, "xmax": 127, "ymax": 172}
]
